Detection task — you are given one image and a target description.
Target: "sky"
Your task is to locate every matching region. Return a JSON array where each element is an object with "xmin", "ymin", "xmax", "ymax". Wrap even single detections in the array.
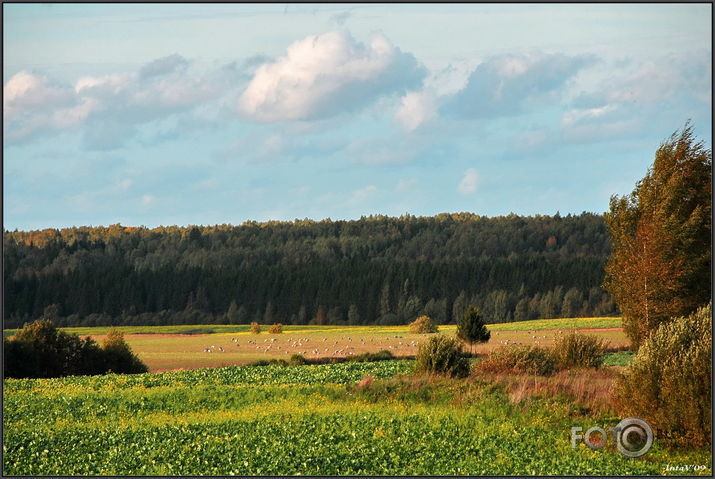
[{"xmin": 3, "ymin": 3, "xmax": 712, "ymax": 230}]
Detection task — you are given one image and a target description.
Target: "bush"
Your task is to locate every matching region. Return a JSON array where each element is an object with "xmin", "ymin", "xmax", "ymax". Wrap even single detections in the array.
[
  {"xmin": 476, "ymin": 345, "xmax": 557, "ymax": 376},
  {"xmin": 268, "ymin": 323, "xmax": 283, "ymax": 334},
  {"xmin": 409, "ymin": 315, "xmax": 438, "ymax": 334},
  {"xmin": 250, "ymin": 322, "xmax": 261, "ymax": 334},
  {"xmin": 102, "ymin": 329, "xmax": 148, "ymax": 374},
  {"xmin": 347, "ymin": 350, "xmax": 395, "ymax": 362},
  {"xmin": 415, "ymin": 334, "xmax": 470, "ymax": 378},
  {"xmin": 288, "ymin": 354, "xmax": 308, "ymax": 366},
  {"xmin": 3, "ymin": 320, "xmax": 147, "ymax": 378},
  {"xmin": 552, "ymin": 332, "xmax": 608, "ymax": 369},
  {"xmin": 613, "ymin": 303, "xmax": 711, "ymax": 446}
]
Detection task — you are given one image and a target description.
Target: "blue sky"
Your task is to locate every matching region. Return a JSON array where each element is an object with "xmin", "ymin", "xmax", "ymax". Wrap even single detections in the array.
[{"xmin": 3, "ymin": 3, "xmax": 712, "ymax": 230}]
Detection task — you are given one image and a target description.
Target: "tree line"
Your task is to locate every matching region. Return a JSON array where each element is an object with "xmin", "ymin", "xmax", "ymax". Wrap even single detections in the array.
[{"xmin": 4, "ymin": 212, "xmax": 617, "ymax": 328}]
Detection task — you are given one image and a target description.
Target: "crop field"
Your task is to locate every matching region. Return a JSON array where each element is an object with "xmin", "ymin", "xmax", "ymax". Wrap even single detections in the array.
[
  {"xmin": 4, "ymin": 360, "xmax": 709, "ymax": 476},
  {"xmin": 3, "ymin": 317, "xmax": 629, "ymax": 372}
]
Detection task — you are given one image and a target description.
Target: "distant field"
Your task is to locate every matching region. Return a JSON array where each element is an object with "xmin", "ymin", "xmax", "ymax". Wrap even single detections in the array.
[
  {"xmin": 3, "ymin": 317, "xmax": 627, "ymax": 372},
  {"xmin": 3, "ymin": 316, "xmax": 622, "ymax": 336}
]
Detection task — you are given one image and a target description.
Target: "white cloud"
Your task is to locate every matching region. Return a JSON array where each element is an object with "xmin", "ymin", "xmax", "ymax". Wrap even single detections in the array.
[
  {"xmin": 4, "ymin": 55, "xmax": 230, "ymax": 148},
  {"xmin": 238, "ymin": 30, "xmax": 426, "ymax": 122},
  {"xmin": 443, "ymin": 52, "xmax": 597, "ymax": 119},
  {"xmin": 3, "ymin": 71, "xmax": 74, "ymax": 119},
  {"xmin": 394, "ymin": 90, "xmax": 436, "ymax": 131},
  {"xmin": 458, "ymin": 168, "xmax": 478, "ymax": 195},
  {"xmin": 141, "ymin": 194, "xmax": 155, "ymax": 205}
]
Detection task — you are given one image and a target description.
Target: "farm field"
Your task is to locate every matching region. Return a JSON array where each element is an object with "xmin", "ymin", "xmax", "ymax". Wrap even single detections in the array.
[
  {"xmin": 2, "ymin": 317, "xmax": 629, "ymax": 372},
  {"xmin": 3, "ymin": 361, "xmax": 709, "ymax": 476}
]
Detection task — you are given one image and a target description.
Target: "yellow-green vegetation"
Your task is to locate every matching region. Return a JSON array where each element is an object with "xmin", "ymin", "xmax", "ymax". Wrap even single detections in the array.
[
  {"xmin": 4, "ymin": 317, "xmax": 623, "ymax": 337},
  {"xmin": 487, "ymin": 317, "xmax": 622, "ymax": 332},
  {"xmin": 4, "ymin": 361, "xmax": 709, "ymax": 476}
]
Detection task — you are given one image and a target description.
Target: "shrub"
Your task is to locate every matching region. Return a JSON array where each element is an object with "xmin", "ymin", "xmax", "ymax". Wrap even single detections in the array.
[
  {"xmin": 613, "ymin": 303, "xmax": 711, "ymax": 446},
  {"xmin": 415, "ymin": 334, "xmax": 470, "ymax": 378},
  {"xmin": 457, "ymin": 306, "xmax": 490, "ymax": 350},
  {"xmin": 288, "ymin": 354, "xmax": 308, "ymax": 366},
  {"xmin": 552, "ymin": 332, "xmax": 608, "ymax": 369},
  {"xmin": 347, "ymin": 350, "xmax": 395, "ymax": 362},
  {"xmin": 268, "ymin": 323, "xmax": 283, "ymax": 334},
  {"xmin": 102, "ymin": 329, "xmax": 148, "ymax": 374},
  {"xmin": 476, "ymin": 345, "xmax": 557, "ymax": 376},
  {"xmin": 409, "ymin": 315, "xmax": 438, "ymax": 334},
  {"xmin": 250, "ymin": 322, "xmax": 261, "ymax": 334},
  {"xmin": 3, "ymin": 320, "xmax": 146, "ymax": 378}
]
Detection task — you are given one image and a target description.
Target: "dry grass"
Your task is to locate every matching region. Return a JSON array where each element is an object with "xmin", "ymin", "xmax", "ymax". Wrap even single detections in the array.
[
  {"xmin": 477, "ymin": 368, "xmax": 618, "ymax": 414},
  {"xmin": 81, "ymin": 322, "xmax": 629, "ymax": 372}
]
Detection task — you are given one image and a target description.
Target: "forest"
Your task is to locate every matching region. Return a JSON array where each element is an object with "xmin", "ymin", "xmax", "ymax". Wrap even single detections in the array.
[{"xmin": 3, "ymin": 212, "xmax": 617, "ymax": 328}]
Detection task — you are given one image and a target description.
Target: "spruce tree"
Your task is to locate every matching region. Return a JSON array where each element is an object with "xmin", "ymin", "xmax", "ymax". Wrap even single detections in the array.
[{"xmin": 456, "ymin": 305, "xmax": 491, "ymax": 352}]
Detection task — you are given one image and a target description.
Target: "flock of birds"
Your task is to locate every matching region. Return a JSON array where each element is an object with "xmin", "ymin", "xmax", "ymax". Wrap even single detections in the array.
[
  {"xmin": 202, "ymin": 330, "xmax": 569, "ymax": 355},
  {"xmin": 493, "ymin": 329, "xmax": 566, "ymax": 346},
  {"xmin": 202, "ymin": 334, "xmax": 420, "ymax": 357}
]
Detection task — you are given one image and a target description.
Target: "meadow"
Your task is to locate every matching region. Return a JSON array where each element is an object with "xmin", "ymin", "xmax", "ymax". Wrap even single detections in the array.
[
  {"xmin": 3, "ymin": 318, "xmax": 711, "ymax": 476},
  {"xmin": 4, "ymin": 359, "xmax": 710, "ymax": 476},
  {"xmin": 3, "ymin": 317, "xmax": 629, "ymax": 372}
]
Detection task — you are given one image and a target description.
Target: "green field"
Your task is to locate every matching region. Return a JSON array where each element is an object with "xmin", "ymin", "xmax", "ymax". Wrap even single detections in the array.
[
  {"xmin": 3, "ymin": 361, "xmax": 709, "ymax": 476},
  {"xmin": 3, "ymin": 317, "xmax": 622, "ymax": 337}
]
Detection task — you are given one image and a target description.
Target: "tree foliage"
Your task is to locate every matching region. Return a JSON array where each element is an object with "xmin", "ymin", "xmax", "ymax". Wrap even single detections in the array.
[
  {"xmin": 457, "ymin": 306, "xmax": 491, "ymax": 346},
  {"xmin": 3, "ymin": 213, "xmax": 617, "ymax": 328},
  {"xmin": 604, "ymin": 123, "xmax": 712, "ymax": 346}
]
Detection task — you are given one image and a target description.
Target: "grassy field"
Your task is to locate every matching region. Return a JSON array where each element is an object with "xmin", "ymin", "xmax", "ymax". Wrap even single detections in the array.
[
  {"xmin": 3, "ymin": 361, "xmax": 709, "ymax": 476},
  {"xmin": 3, "ymin": 317, "xmax": 629, "ymax": 372}
]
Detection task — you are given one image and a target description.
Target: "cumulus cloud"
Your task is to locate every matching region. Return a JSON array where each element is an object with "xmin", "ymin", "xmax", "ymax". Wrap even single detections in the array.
[
  {"xmin": 4, "ymin": 54, "xmax": 230, "ymax": 148},
  {"xmin": 238, "ymin": 31, "xmax": 426, "ymax": 122},
  {"xmin": 394, "ymin": 90, "xmax": 436, "ymax": 131},
  {"xmin": 458, "ymin": 168, "xmax": 478, "ymax": 195},
  {"xmin": 442, "ymin": 52, "xmax": 597, "ymax": 119}
]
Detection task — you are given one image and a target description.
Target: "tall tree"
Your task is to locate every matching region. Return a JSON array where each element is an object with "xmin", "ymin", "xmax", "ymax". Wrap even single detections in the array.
[{"xmin": 604, "ymin": 123, "xmax": 712, "ymax": 346}]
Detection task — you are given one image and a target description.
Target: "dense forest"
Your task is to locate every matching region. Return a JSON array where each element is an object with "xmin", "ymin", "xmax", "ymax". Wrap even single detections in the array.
[{"xmin": 3, "ymin": 212, "xmax": 617, "ymax": 328}]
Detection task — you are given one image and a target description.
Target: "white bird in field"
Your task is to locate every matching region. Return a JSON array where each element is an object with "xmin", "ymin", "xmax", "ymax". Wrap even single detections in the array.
[{"xmin": 218, "ymin": 346, "xmax": 224, "ymax": 352}]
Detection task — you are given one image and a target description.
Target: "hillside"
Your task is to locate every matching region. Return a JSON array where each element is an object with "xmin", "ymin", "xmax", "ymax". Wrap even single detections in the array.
[{"xmin": 3, "ymin": 212, "xmax": 616, "ymax": 328}]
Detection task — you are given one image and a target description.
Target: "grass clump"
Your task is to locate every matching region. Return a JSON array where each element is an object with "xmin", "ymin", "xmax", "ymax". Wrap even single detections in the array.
[
  {"xmin": 250, "ymin": 322, "xmax": 261, "ymax": 334},
  {"xmin": 408, "ymin": 315, "xmax": 438, "ymax": 334},
  {"xmin": 268, "ymin": 323, "xmax": 283, "ymax": 334},
  {"xmin": 415, "ymin": 334, "xmax": 470, "ymax": 378},
  {"xmin": 613, "ymin": 303, "xmax": 711, "ymax": 446},
  {"xmin": 476, "ymin": 345, "xmax": 556, "ymax": 376},
  {"xmin": 552, "ymin": 332, "xmax": 608, "ymax": 369}
]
